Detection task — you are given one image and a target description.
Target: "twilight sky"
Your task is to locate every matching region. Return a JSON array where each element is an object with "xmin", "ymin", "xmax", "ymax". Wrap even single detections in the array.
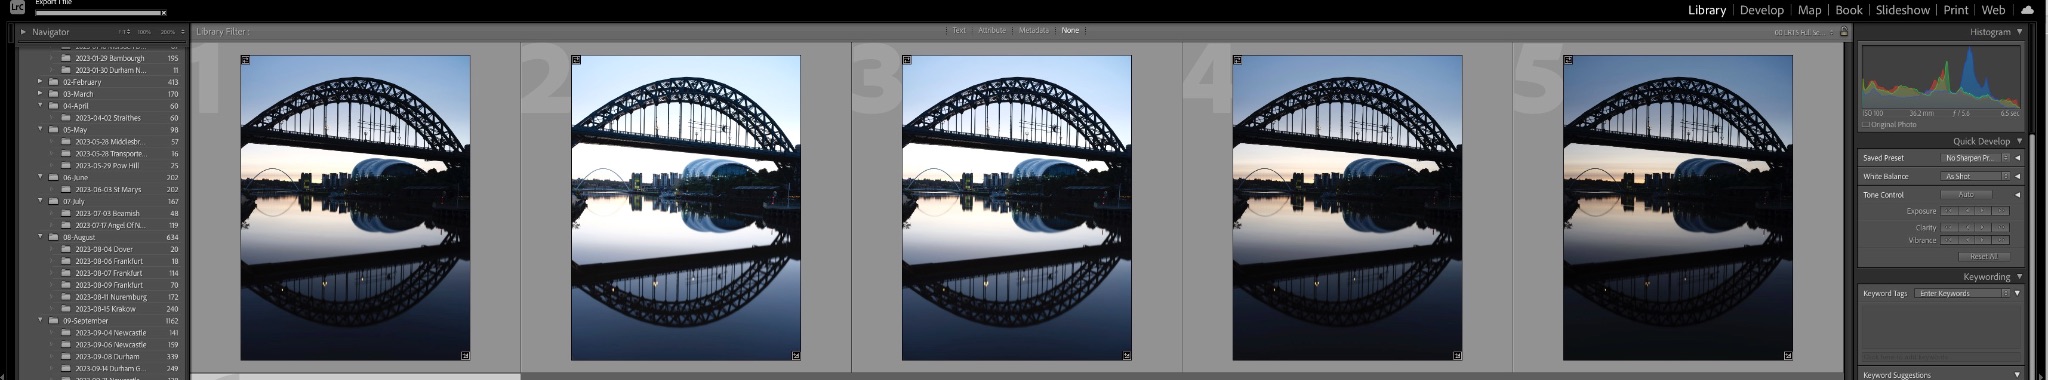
[
  {"xmin": 1561, "ymin": 55, "xmax": 1793, "ymax": 181},
  {"xmin": 900, "ymin": 55, "xmax": 1131, "ymax": 180},
  {"xmin": 1231, "ymin": 55, "xmax": 1463, "ymax": 182},
  {"xmin": 240, "ymin": 55, "xmax": 470, "ymax": 180},
  {"xmin": 569, "ymin": 55, "xmax": 802, "ymax": 181}
]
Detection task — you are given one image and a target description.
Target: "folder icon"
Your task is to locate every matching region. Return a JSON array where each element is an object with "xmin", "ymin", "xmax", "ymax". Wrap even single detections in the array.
[
  {"xmin": 61, "ymin": 186, "xmax": 72, "ymax": 193},
  {"xmin": 61, "ymin": 221, "xmax": 72, "ymax": 229},
  {"xmin": 61, "ymin": 54, "xmax": 71, "ymax": 61},
  {"xmin": 60, "ymin": 340, "xmax": 72, "ymax": 348},
  {"xmin": 60, "ymin": 304, "xmax": 72, "ymax": 312},
  {"xmin": 62, "ymin": 209, "xmax": 72, "ymax": 217},
  {"xmin": 60, "ymin": 269, "xmax": 72, "ymax": 276},
  {"xmin": 49, "ymin": 125, "xmax": 60, "ymax": 133},
  {"xmin": 49, "ymin": 197, "xmax": 60, "ymax": 205},
  {"xmin": 49, "ymin": 102, "xmax": 59, "ymax": 109},
  {"xmin": 60, "ymin": 364, "xmax": 71, "ymax": 372},
  {"xmin": 61, "ymin": 137, "xmax": 72, "ymax": 144},
  {"xmin": 48, "ymin": 233, "xmax": 59, "ymax": 241},
  {"xmin": 60, "ymin": 114, "xmax": 71, "ymax": 121},
  {"xmin": 48, "ymin": 174, "xmax": 59, "ymax": 181},
  {"xmin": 61, "ymin": 245, "xmax": 72, "ymax": 253},
  {"xmin": 61, "ymin": 293, "xmax": 72, "ymax": 301},
  {"xmin": 61, "ymin": 328, "xmax": 72, "ymax": 335},
  {"xmin": 61, "ymin": 149, "xmax": 72, "ymax": 157},
  {"xmin": 61, "ymin": 162, "xmax": 71, "ymax": 169},
  {"xmin": 60, "ymin": 281, "xmax": 72, "ymax": 289},
  {"xmin": 61, "ymin": 256, "xmax": 73, "ymax": 264},
  {"xmin": 61, "ymin": 352, "xmax": 72, "ymax": 360},
  {"xmin": 49, "ymin": 317, "xmax": 61, "ymax": 324},
  {"xmin": 49, "ymin": 78, "xmax": 60, "ymax": 85},
  {"xmin": 49, "ymin": 90, "xmax": 59, "ymax": 98},
  {"xmin": 60, "ymin": 66, "xmax": 71, "ymax": 73}
]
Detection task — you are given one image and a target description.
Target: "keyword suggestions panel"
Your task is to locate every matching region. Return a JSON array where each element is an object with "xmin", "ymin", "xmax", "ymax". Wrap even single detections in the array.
[{"xmin": 12, "ymin": 23, "xmax": 192, "ymax": 380}]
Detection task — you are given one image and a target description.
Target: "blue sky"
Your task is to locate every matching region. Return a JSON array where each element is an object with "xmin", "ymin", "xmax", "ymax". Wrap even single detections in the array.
[
  {"xmin": 901, "ymin": 56, "xmax": 1131, "ymax": 180},
  {"xmin": 240, "ymin": 56, "xmax": 470, "ymax": 180},
  {"xmin": 1232, "ymin": 55, "xmax": 1463, "ymax": 181},
  {"xmin": 570, "ymin": 56, "xmax": 802, "ymax": 181},
  {"xmin": 1562, "ymin": 55, "xmax": 1793, "ymax": 180}
]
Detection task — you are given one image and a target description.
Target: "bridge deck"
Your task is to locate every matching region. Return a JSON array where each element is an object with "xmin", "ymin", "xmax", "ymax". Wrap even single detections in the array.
[
  {"xmin": 242, "ymin": 243, "xmax": 468, "ymax": 285},
  {"xmin": 243, "ymin": 127, "xmax": 467, "ymax": 163},
  {"xmin": 573, "ymin": 128, "xmax": 799, "ymax": 163},
  {"xmin": 903, "ymin": 243, "xmax": 1131, "ymax": 285},
  {"xmin": 572, "ymin": 243, "xmax": 799, "ymax": 285},
  {"xmin": 904, "ymin": 127, "xmax": 1130, "ymax": 164},
  {"xmin": 1235, "ymin": 243, "xmax": 1460, "ymax": 284},
  {"xmin": 1565, "ymin": 128, "xmax": 1791, "ymax": 163},
  {"xmin": 1234, "ymin": 127, "xmax": 1459, "ymax": 163}
]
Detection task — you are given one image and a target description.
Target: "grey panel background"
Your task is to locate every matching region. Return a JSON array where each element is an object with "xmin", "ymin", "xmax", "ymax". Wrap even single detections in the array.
[
  {"xmin": 190, "ymin": 43, "xmax": 523, "ymax": 373},
  {"xmin": 1177, "ymin": 43, "xmax": 1515, "ymax": 372},
  {"xmin": 512, "ymin": 43, "xmax": 851, "ymax": 372},
  {"xmin": 1508, "ymin": 43, "xmax": 1845, "ymax": 372},
  {"xmin": 848, "ymin": 43, "xmax": 1183, "ymax": 372}
]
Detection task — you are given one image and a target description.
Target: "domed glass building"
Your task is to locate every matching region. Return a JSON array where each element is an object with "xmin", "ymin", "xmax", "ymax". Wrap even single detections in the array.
[
  {"xmin": 683, "ymin": 158, "xmax": 753, "ymax": 177},
  {"xmin": 1013, "ymin": 158, "xmax": 1081, "ymax": 178},
  {"xmin": 1675, "ymin": 158, "xmax": 1742, "ymax": 177},
  {"xmin": 351, "ymin": 158, "xmax": 422, "ymax": 178},
  {"xmin": 1343, "ymin": 158, "xmax": 1413, "ymax": 178}
]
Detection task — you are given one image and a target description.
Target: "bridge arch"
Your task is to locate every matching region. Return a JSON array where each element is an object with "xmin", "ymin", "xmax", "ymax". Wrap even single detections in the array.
[
  {"xmin": 244, "ymin": 168, "xmax": 298, "ymax": 192},
  {"xmin": 243, "ymin": 253, "xmax": 464, "ymax": 327},
  {"xmin": 572, "ymin": 77, "xmax": 796, "ymax": 169},
  {"xmin": 243, "ymin": 77, "xmax": 468, "ymax": 168},
  {"xmin": 574, "ymin": 255, "xmax": 794, "ymax": 328},
  {"xmin": 1572, "ymin": 168, "xmax": 1616, "ymax": 182},
  {"xmin": 576, "ymin": 168, "xmax": 628, "ymax": 191},
  {"xmin": 1565, "ymin": 77, "xmax": 1788, "ymax": 170},
  {"xmin": 1235, "ymin": 77, "xmax": 1460, "ymax": 169},
  {"xmin": 1236, "ymin": 251, "xmax": 1456, "ymax": 327},
  {"xmin": 904, "ymin": 77, "xmax": 1129, "ymax": 168},
  {"xmin": 1564, "ymin": 252, "xmax": 1786, "ymax": 327},
  {"xmin": 905, "ymin": 254, "xmax": 1123, "ymax": 328}
]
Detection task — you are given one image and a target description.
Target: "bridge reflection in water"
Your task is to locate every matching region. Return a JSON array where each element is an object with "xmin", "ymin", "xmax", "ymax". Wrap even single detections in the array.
[
  {"xmin": 902, "ymin": 194, "xmax": 1132, "ymax": 360},
  {"xmin": 1232, "ymin": 195, "xmax": 1462, "ymax": 360},
  {"xmin": 570, "ymin": 194, "xmax": 799, "ymax": 360},
  {"xmin": 1563, "ymin": 194, "xmax": 1792, "ymax": 360},
  {"xmin": 240, "ymin": 194, "xmax": 471, "ymax": 361}
]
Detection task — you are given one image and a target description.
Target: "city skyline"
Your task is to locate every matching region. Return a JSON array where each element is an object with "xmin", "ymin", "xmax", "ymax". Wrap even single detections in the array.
[
  {"xmin": 1231, "ymin": 55, "xmax": 1464, "ymax": 181},
  {"xmin": 1562, "ymin": 55, "xmax": 1794, "ymax": 180},
  {"xmin": 240, "ymin": 55, "xmax": 471, "ymax": 180},
  {"xmin": 901, "ymin": 55, "xmax": 1131, "ymax": 180},
  {"xmin": 570, "ymin": 55, "xmax": 802, "ymax": 181}
]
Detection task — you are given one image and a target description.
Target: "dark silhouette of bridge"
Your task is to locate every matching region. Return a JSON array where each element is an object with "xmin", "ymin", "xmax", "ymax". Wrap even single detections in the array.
[
  {"xmin": 241, "ymin": 229, "xmax": 468, "ymax": 327},
  {"xmin": 902, "ymin": 202, "xmax": 1132, "ymax": 327},
  {"xmin": 570, "ymin": 77, "xmax": 799, "ymax": 172},
  {"xmin": 903, "ymin": 77, "xmax": 1131, "ymax": 170},
  {"xmin": 1564, "ymin": 77, "xmax": 1790, "ymax": 170},
  {"xmin": 1233, "ymin": 77, "xmax": 1461, "ymax": 171},
  {"xmin": 571, "ymin": 200, "xmax": 799, "ymax": 327},
  {"xmin": 242, "ymin": 77, "xmax": 470, "ymax": 170}
]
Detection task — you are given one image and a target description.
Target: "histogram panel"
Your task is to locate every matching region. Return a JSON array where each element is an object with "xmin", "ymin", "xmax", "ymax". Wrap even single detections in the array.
[{"xmin": 1860, "ymin": 45, "xmax": 2023, "ymax": 109}]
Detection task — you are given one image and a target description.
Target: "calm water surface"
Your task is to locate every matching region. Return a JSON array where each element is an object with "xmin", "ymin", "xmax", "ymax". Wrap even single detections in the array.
[
  {"xmin": 1232, "ymin": 195, "xmax": 1462, "ymax": 360},
  {"xmin": 240, "ymin": 194, "xmax": 470, "ymax": 360},
  {"xmin": 1562, "ymin": 194, "xmax": 1792, "ymax": 360},
  {"xmin": 902, "ymin": 195, "xmax": 1132, "ymax": 360},
  {"xmin": 570, "ymin": 194, "xmax": 800, "ymax": 360}
]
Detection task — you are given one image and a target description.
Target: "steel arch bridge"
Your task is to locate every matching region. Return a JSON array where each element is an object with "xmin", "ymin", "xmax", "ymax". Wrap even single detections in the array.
[
  {"xmin": 1565, "ymin": 77, "xmax": 1790, "ymax": 170},
  {"xmin": 242, "ymin": 242, "xmax": 469, "ymax": 327},
  {"xmin": 242, "ymin": 77, "xmax": 470, "ymax": 170},
  {"xmin": 904, "ymin": 247, "xmax": 1128, "ymax": 328},
  {"xmin": 903, "ymin": 77, "xmax": 1131, "ymax": 169},
  {"xmin": 1563, "ymin": 243, "xmax": 1791, "ymax": 327},
  {"xmin": 1234, "ymin": 77, "xmax": 1461, "ymax": 170},
  {"xmin": 1235, "ymin": 245, "xmax": 1460, "ymax": 327},
  {"xmin": 571, "ymin": 77, "xmax": 799, "ymax": 171},
  {"xmin": 572, "ymin": 238, "xmax": 798, "ymax": 328}
]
